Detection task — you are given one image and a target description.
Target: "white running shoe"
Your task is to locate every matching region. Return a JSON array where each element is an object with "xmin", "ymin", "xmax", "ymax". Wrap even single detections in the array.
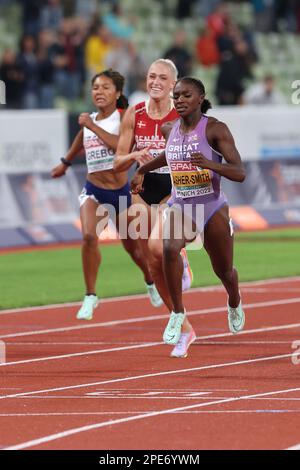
[
  {"xmin": 163, "ymin": 311, "xmax": 185, "ymax": 345},
  {"xmin": 76, "ymin": 295, "xmax": 99, "ymax": 320},
  {"xmin": 146, "ymin": 283, "xmax": 163, "ymax": 308},
  {"xmin": 227, "ymin": 299, "xmax": 245, "ymax": 334},
  {"xmin": 170, "ymin": 329, "xmax": 196, "ymax": 358},
  {"xmin": 181, "ymin": 248, "xmax": 193, "ymax": 291}
]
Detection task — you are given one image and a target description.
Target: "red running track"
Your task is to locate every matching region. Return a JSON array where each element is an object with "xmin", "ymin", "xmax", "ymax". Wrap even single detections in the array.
[{"xmin": 1, "ymin": 277, "xmax": 300, "ymax": 450}]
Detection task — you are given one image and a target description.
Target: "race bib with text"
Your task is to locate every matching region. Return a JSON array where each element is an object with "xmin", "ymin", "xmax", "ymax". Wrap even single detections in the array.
[{"xmin": 170, "ymin": 161, "xmax": 213, "ymax": 198}]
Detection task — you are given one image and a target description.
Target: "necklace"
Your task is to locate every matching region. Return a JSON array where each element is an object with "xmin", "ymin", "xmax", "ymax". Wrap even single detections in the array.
[{"xmin": 147, "ymin": 99, "xmax": 173, "ymax": 119}]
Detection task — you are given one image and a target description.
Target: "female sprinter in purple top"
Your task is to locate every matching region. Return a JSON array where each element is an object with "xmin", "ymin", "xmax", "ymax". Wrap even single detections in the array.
[
  {"xmin": 131, "ymin": 77, "xmax": 246, "ymax": 358},
  {"xmin": 51, "ymin": 69, "xmax": 160, "ymax": 320}
]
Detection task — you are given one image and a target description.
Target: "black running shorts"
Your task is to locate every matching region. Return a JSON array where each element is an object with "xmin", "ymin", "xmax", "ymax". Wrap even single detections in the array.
[{"xmin": 139, "ymin": 172, "xmax": 172, "ymax": 205}]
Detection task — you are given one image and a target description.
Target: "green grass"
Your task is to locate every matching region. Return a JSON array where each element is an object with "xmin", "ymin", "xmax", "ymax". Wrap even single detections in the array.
[{"xmin": 0, "ymin": 228, "xmax": 300, "ymax": 309}]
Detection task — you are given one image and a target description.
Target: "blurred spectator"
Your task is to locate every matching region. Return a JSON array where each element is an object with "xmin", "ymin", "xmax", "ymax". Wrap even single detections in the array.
[
  {"xmin": 18, "ymin": 34, "xmax": 40, "ymax": 108},
  {"xmin": 103, "ymin": 4, "xmax": 134, "ymax": 39},
  {"xmin": 37, "ymin": 29, "xmax": 56, "ymax": 108},
  {"xmin": 85, "ymin": 24, "xmax": 112, "ymax": 78},
  {"xmin": 127, "ymin": 44, "xmax": 147, "ymax": 95},
  {"xmin": 176, "ymin": 0, "xmax": 196, "ymax": 18},
  {"xmin": 206, "ymin": 1, "xmax": 230, "ymax": 38},
  {"xmin": 273, "ymin": 0, "xmax": 300, "ymax": 32},
  {"xmin": 50, "ymin": 19, "xmax": 86, "ymax": 101},
  {"xmin": 104, "ymin": 37, "xmax": 136, "ymax": 94},
  {"xmin": 195, "ymin": 0, "xmax": 221, "ymax": 17},
  {"xmin": 18, "ymin": 0, "xmax": 41, "ymax": 36},
  {"xmin": 215, "ymin": 39, "xmax": 252, "ymax": 105},
  {"xmin": 217, "ymin": 20, "xmax": 258, "ymax": 64},
  {"xmin": 0, "ymin": 49, "xmax": 24, "ymax": 108},
  {"xmin": 195, "ymin": 25, "xmax": 220, "ymax": 66},
  {"xmin": 75, "ymin": 0, "xmax": 98, "ymax": 20},
  {"xmin": 163, "ymin": 30, "xmax": 192, "ymax": 78},
  {"xmin": 250, "ymin": 0, "xmax": 275, "ymax": 33},
  {"xmin": 40, "ymin": 0, "xmax": 63, "ymax": 31},
  {"xmin": 243, "ymin": 74, "xmax": 286, "ymax": 105},
  {"xmin": 128, "ymin": 75, "xmax": 148, "ymax": 106}
]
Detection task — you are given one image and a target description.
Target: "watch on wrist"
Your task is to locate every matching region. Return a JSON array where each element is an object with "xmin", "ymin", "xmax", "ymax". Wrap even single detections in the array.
[{"xmin": 60, "ymin": 157, "xmax": 72, "ymax": 167}]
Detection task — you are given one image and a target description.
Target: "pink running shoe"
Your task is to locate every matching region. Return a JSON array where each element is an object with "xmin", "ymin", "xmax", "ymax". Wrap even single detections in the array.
[
  {"xmin": 170, "ymin": 329, "xmax": 196, "ymax": 358},
  {"xmin": 181, "ymin": 248, "xmax": 193, "ymax": 291}
]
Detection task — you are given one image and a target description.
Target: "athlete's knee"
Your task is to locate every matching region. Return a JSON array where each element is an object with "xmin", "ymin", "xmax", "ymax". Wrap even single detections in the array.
[
  {"xmin": 214, "ymin": 266, "xmax": 236, "ymax": 284},
  {"xmin": 122, "ymin": 239, "xmax": 142, "ymax": 261},
  {"xmin": 82, "ymin": 232, "xmax": 98, "ymax": 247},
  {"xmin": 148, "ymin": 238, "xmax": 163, "ymax": 262},
  {"xmin": 163, "ymin": 239, "xmax": 181, "ymax": 261}
]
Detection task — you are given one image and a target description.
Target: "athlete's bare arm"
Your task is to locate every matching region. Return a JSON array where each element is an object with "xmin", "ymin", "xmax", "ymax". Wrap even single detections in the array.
[
  {"xmin": 190, "ymin": 120, "xmax": 246, "ymax": 182},
  {"xmin": 114, "ymin": 107, "xmax": 152, "ymax": 172},
  {"xmin": 78, "ymin": 113, "xmax": 119, "ymax": 151},
  {"xmin": 131, "ymin": 119, "xmax": 175, "ymax": 183},
  {"xmin": 130, "ymin": 151, "xmax": 167, "ymax": 194},
  {"xmin": 51, "ymin": 129, "xmax": 84, "ymax": 178},
  {"xmin": 161, "ymin": 119, "xmax": 176, "ymax": 141}
]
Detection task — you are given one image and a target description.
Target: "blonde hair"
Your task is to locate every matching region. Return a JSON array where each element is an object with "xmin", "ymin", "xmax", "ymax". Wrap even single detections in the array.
[{"xmin": 149, "ymin": 59, "xmax": 178, "ymax": 80}]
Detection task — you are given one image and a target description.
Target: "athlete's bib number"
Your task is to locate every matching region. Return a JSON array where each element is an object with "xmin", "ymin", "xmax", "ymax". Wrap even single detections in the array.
[
  {"xmin": 148, "ymin": 149, "xmax": 169, "ymax": 174},
  {"xmin": 86, "ymin": 146, "xmax": 114, "ymax": 173},
  {"xmin": 170, "ymin": 161, "xmax": 213, "ymax": 198}
]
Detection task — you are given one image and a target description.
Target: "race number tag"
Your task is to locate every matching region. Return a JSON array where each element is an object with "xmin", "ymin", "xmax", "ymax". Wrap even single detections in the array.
[
  {"xmin": 85, "ymin": 136, "xmax": 114, "ymax": 173},
  {"xmin": 170, "ymin": 161, "xmax": 213, "ymax": 198}
]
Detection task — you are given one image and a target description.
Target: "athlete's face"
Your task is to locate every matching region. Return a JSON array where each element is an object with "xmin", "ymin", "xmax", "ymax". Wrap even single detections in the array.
[
  {"xmin": 172, "ymin": 81, "xmax": 204, "ymax": 117},
  {"xmin": 91, "ymin": 75, "xmax": 119, "ymax": 109},
  {"xmin": 146, "ymin": 63, "xmax": 176, "ymax": 100}
]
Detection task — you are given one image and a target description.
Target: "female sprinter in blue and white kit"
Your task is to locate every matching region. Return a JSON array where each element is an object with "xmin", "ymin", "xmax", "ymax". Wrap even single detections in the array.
[{"xmin": 51, "ymin": 69, "xmax": 161, "ymax": 320}]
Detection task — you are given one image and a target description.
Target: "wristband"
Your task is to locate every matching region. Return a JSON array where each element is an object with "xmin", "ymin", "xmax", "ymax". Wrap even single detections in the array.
[{"xmin": 60, "ymin": 157, "xmax": 72, "ymax": 167}]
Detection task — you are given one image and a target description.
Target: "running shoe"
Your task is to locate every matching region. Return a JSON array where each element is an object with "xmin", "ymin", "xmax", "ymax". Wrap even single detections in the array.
[
  {"xmin": 163, "ymin": 311, "xmax": 185, "ymax": 345},
  {"xmin": 76, "ymin": 295, "xmax": 99, "ymax": 320},
  {"xmin": 170, "ymin": 329, "xmax": 196, "ymax": 358},
  {"xmin": 227, "ymin": 299, "xmax": 245, "ymax": 334},
  {"xmin": 146, "ymin": 283, "xmax": 163, "ymax": 308},
  {"xmin": 181, "ymin": 248, "xmax": 193, "ymax": 291}
]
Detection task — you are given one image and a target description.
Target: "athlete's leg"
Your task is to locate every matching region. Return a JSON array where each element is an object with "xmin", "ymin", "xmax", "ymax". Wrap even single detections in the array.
[
  {"xmin": 116, "ymin": 198, "xmax": 162, "ymax": 307},
  {"xmin": 203, "ymin": 205, "xmax": 245, "ymax": 333},
  {"xmin": 80, "ymin": 197, "xmax": 103, "ymax": 294},
  {"xmin": 77, "ymin": 197, "xmax": 106, "ymax": 320},
  {"xmin": 203, "ymin": 205, "xmax": 240, "ymax": 307},
  {"xmin": 116, "ymin": 206, "xmax": 153, "ymax": 285},
  {"xmin": 162, "ymin": 206, "xmax": 195, "ymax": 338},
  {"xmin": 148, "ymin": 197, "xmax": 193, "ymax": 312},
  {"xmin": 148, "ymin": 205, "xmax": 173, "ymax": 311},
  {"xmin": 130, "ymin": 193, "xmax": 155, "ymax": 271}
]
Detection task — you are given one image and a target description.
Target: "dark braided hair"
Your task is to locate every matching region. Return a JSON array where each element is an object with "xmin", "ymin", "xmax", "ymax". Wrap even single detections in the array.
[
  {"xmin": 91, "ymin": 69, "xmax": 129, "ymax": 109},
  {"xmin": 176, "ymin": 77, "xmax": 212, "ymax": 114}
]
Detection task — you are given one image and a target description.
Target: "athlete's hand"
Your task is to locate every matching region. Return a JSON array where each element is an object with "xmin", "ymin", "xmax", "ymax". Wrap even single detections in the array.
[
  {"xmin": 134, "ymin": 146, "xmax": 153, "ymax": 165},
  {"xmin": 78, "ymin": 113, "xmax": 94, "ymax": 129},
  {"xmin": 51, "ymin": 163, "xmax": 67, "ymax": 178},
  {"xmin": 190, "ymin": 152, "xmax": 211, "ymax": 169},
  {"xmin": 130, "ymin": 172, "xmax": 144, "ymax": 194}
]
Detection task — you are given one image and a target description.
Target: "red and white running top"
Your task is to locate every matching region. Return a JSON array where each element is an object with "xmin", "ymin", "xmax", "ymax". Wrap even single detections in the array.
[{"xmin": 134, "ymin": 100, "xmax": 178, "ymax": 174}]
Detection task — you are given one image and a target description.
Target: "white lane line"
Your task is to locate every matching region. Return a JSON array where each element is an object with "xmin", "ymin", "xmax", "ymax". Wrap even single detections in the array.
[
  {"xmin": 1, "ymin": 276, "xmax": 299, "ymax": 315},
  {"xmin": 2, "ymin": 296, "xmax": 300, "ymax": 340},
  {"xmin": 2, "ymin": 395, "xmax": 232, "ymax": 400},
  {"xmin": 0, "ymin": 351, "xmax": 296, "ymax": 401},
  {"xmin": 5, "ymin": 340, "xmax": 294, "ymax": 346},
  {"xmin": 286, "ymin": 443, "xmax": 300, "ymax": 450},
  {"xmin": 0, "ymin": 341, "xmax": 161, "ymax": 367},
  {"xmin": 1, "ymin": 320, "xmax": 300, "ymax": 368},
  {"xmin": 1, "ymin": 410, "xmax": 300, "ymax": 417},
  {"xmin": 7, "ymin": 395, "xmax": 300, "ymax": 401},
  {"xmin": 3, "ymin": 385, "xmax": 300, "ymax": 450}
]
